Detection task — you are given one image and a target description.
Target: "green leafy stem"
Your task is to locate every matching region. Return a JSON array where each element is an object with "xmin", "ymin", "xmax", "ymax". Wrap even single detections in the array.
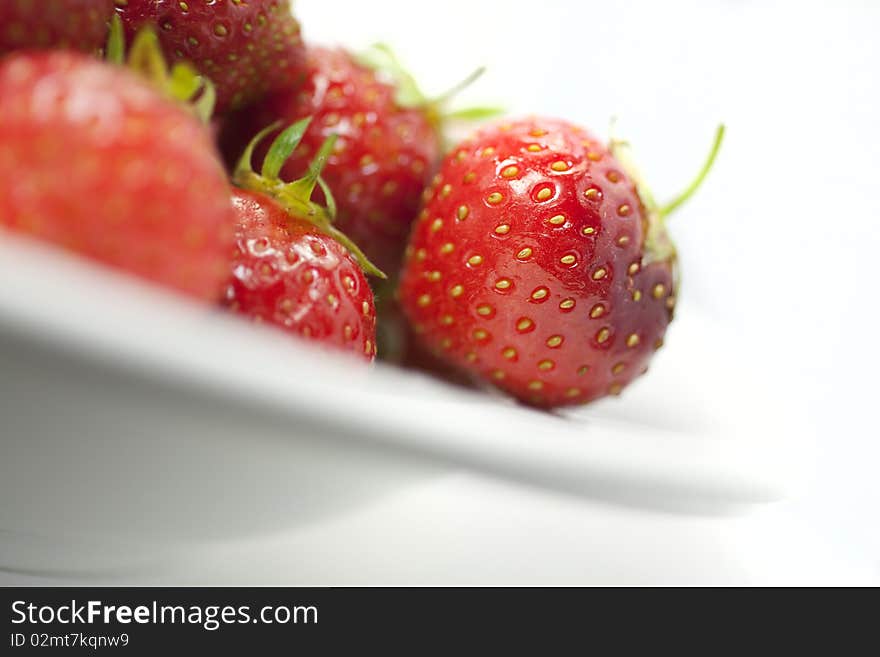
[{"xmin": 233, "ymin": 118, "xmax": 386, "ymax": 280}]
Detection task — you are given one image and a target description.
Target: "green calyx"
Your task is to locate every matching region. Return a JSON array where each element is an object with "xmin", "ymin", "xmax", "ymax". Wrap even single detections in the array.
[
  {"xmin": 610, "ymin": 123, "xmax": 725, "ymax": 265},
  {"xmin": 233, "ymin": 118, "xmax": 386, "ymax": 280},
  {"xmin": 354, "ymin": 43, "xmax": 504, "ymax": 136},
  {"xmin": 106, "ymin": 14, "xmax": 215, "ymax": 122}
]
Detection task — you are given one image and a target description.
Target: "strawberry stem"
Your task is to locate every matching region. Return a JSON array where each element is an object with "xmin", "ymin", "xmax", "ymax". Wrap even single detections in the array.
[
  {"xmin": 232, "ymin": 121, "xmax": 386, "ymax": 280},
  {"xmin": 261, "ymin": 117, "xmax": 312, "ymax": 180},
  {"xmin": 444, "ymin": 106, "xmax": 507, "ymax": 121},
  {"xmin": 107, "ymin": 22, "xmax": 215, "ymax": 121},
  {"xmin": 317, "ymin": 176, "xmax": 337, "ymax": 220},
  {"xmin": 234, "ymin": 121, "xmax": 282, "ymax": 181},
  {"xmin": 322, "ymin": 224, "xmax": 384, "ymax": 279},
  {"xmin": 168, "ymin": 62, "xmax": 202, "ymax": 104},
  {"xmin": 285, "ymin": 132, "xmax": 336, "ymax": 202},
  {"xmin": 610, "ymin": 122, "xmax": 724, "ymax": 267},
  {"xmin": 431, "ymin": 67, "xmax": 505, "ymax": 131},
  {"xmin": 432, "ymin": 66, "xmax": 486, "ymax": 106},
  {"xmin": 355, "ymin": 43, "xmax": 503, "ymax": 136},
  {"xmin": 191, "ymin": 79, "xmax": 216, "ymax": 123},
  {"xmin": 355, "ymin": 43, "xmax": 425, "ymax": 107},
  {"xmin": 660, "ymin": 124, "xmax": 725, "ymax": 218},
  {"xmin": 127, "ymin": 28, "xmax": 168, "ymax": 85},
  {"xmin": 106, "ymin": 14, "xmax": 124, "ymax": 64}
]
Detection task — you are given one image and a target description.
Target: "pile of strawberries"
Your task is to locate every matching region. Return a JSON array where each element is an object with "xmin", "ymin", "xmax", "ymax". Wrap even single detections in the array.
[{"xmin": 0, "ymin": 0, "xmax": 721, "ymax": 409}]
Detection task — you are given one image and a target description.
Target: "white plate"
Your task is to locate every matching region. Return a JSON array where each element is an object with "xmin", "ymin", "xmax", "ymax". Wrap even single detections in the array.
[{"xmin": 0, "ymin": 233, "xmax": 810, "ymax": 574}]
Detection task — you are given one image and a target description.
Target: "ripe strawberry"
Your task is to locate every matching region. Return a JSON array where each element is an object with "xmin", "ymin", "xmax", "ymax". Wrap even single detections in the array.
[
  {"xmin": 0, "ymin": 0, "xmax": 113, "ymax": 56},
  {"xmin": 114, "ymin": 0, "xmax": 305, "ymax": 114},
  {"xmin": 0, "ymin": 51, "xmax": 235, "ymax": 301},
  {"xmin": 225, "ymin": 120, "xmax": 382, "ymax": 360},
  {"xmin": 220, "ymin": 45, "xmax": 496, "ymax": 275},
  {"xmin": 399, "ymin": 117, "xmax": 723, "ymax": 408},
  {"xmin": 226, "ymin": 188, "xmax": 378, "ymax": 361}
]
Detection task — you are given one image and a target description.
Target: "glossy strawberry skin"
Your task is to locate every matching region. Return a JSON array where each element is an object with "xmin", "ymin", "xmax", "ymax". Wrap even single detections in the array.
[
  {"xmin": 225, "ymin": 189, "xmax": 377, "ymax": 361},
  {"xmin": 0, "ymin": 0, "xmax": 113, "ymax": 56},
  {"xmin": 399, "ymin": 118, "xmax": 675, "ymax": 408},
  {"xmin": 0, "ymin": 52, "xmax": 235, "ymax": 302},
  {"xmin": 221, "ymin": 46, "xmax": 441, "ymax": 275},
  {"xmin": 115, "ymin": 0, "xmax": 305, "ymax": 114}
]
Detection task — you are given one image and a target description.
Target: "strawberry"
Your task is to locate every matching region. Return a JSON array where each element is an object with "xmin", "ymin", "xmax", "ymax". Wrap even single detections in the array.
[
  {"xmin": 114, "ymin": 0, "xmax": 306, "ymax": 114},
  {"xmin": 0, "ymin": 0, "xmax": 113, "ymax": 56},
  {"xmin": 399, "ymin": 117, "xmax": 723, "ymax": 408},
  {"xmin": 220, "ymin": 45, "xmax": 498, "ymax": 275},
  {"xmin": 227, "ymin": 188, "xmax": 378, "ymax": 361},
  {"xmin": 226, "ymin": 120, "xmax": 383, "ymax": 360},
  {"xmin": 0, "ymin": 51, "xmax": 235, "ymax": 301}
]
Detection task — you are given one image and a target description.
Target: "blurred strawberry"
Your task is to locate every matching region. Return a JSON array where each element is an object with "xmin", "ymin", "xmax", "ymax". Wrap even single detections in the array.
[
  {"xmin": 221, "ymin": 44, "xmax": 499, "ymax": 275},
  {"xmin": 114, "ymin": 0, "xmax": 306, "ymax": 114},
  {"xmin": 226, "ymin": 120, "xmax": 383, "ymax": 360},
  {"xmin": 0, "ymin": 50, "xmax": 235, "ymax": 301},
  {"xmin": 0, "ymin": 0, "xmax": 113, "ymax": 56}
]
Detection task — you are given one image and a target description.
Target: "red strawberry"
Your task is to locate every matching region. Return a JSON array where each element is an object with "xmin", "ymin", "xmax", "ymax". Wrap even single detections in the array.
[
  {"xmin": 0, "ymin": 51, "xmax": 235, "ymax": 301},
  {"xmin": 399, "ymin": 117, "xmax": 723, "ymax": 408},
  {"xmin": 114, "ymin": 0, "xmax": 306, "ymax": 114},
  {"xmin": 226, "ymin": 188, "xmax": 378, "ymax": 361},
  {"xmin": 225, "ymin": 120, "xmax": 382, "ymax": 360},
  {"xmin": 220, "ymin": 45, "xmax": 496, "ymax": 275},
  {"xmin": 0, "ymin": 0, "xmax": 113, "ymax": 56}
]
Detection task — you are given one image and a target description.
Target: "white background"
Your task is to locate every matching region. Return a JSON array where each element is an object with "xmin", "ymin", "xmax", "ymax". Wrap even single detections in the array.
[{"xmin": 301, "ymin": 0, "xmax": 880, "ymax": 575}]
